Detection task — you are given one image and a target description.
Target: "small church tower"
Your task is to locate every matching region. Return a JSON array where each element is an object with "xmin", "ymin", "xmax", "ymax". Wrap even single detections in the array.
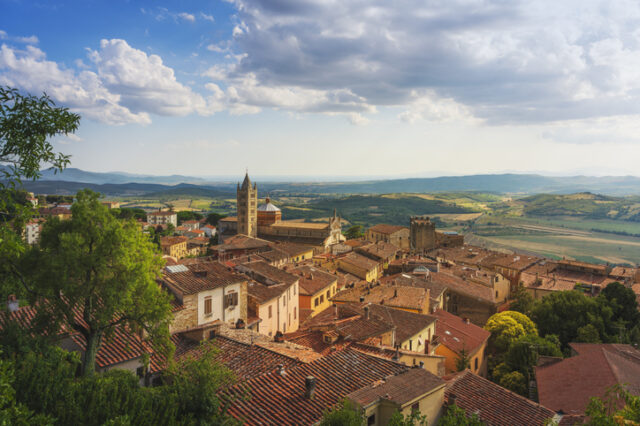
[{"xmin": 237, "ymin": 172, "xmax": 258, "ymax": 238}]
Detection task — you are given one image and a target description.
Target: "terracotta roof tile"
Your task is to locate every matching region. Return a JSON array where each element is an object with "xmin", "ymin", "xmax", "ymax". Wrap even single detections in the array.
[
  {"xmin": 224, "ymin": 348, "xmax": 408, "ymax": 425},
  {"xmin": 433, "ymin": 309, "xmax": 489, "ymax": 355},
  {"xmin": 445, "ymin": 370, "xmax": 557, "ymax": 425},
  {"xmin": 291, "ymin": 265, "xmax": 337, "ymax": 295},
  {"xmin": 367, "ymin": 224, "xmax": 408, "ymax": 235},
  {"xmin": 161, "ymin": 261, "xmax": 246, "ymax": 295}
]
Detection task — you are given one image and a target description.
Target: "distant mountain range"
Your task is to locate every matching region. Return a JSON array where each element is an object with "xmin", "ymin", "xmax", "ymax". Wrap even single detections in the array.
[{"xmin": 6, "ymin": 167, "xmax": 640, "ymax": 196}]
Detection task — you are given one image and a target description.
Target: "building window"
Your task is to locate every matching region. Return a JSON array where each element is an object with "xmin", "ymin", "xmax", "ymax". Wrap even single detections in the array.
[
  {"xmin": 326, "ymin": 290, "xmax": 331, "ymax": 299},
  {"xmin": 283, "ymin": 295, "xmax": 287, "ymax": 306},
  {"xmin": 268, "ymin": 305, "xmax": 272, "ymax": 318},
  {"xmin": 495, "ymin": 290, "xmax": 499, "ymax": 298},
  {"xmin": 319, "ymin": 295, "xmax": 324, "ymax": 304},
  {"xmin": 204, "ymin": 296, "xmax": 212, "ymax": 316},
  {"xmin": 367, "ymin": 414, "xmax": 376, "ymax": 426},
  {"xmin": 224, "ymin": 292, "xmax": 238, "ymax": 308},
  {"xmin": 474, "ymin": 357, "xmax": 478, "ymax": 371},
  {"xmin": 293, "ymin": 285, "xmax": 296, "ymax": 295},
  {"xmin": 294, "ymin": 307, "xmax": 297, "ymax": 319},
  {"xmin": 314, "ymin": 298, "xmax": 319, "ymax": 307}
]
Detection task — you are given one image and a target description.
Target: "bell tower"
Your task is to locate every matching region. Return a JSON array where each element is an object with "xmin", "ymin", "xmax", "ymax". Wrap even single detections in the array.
[{"xmin": 237, "ymin": 172, "xmax": 258, "ymax": 237}]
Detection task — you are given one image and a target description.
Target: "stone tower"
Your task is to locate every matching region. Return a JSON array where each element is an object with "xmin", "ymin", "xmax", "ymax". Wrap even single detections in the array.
[
  {"xmin": 237, "ymin": 172, "xmax": 258, "ymax": 238},
  {"xmin": 410, "ymin": 216, "xmax": 436, "ymax": 253}
]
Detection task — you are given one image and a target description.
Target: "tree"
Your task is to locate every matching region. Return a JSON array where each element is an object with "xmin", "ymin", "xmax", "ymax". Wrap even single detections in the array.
[
  {"xmin": 206, "ymin": 213, "xmax": 227, "ymax": 226},
  {"xmin": 585, "ymin": 384, "xmax": 640, "ymax": 425},
  {"xmin": 455, "ymin": 347, "xmax": 472, "ymax": 372},
  {"xmin": 1, "ymin": 86, "xmax": 80, "ymax": 300},
  {"xmin": 319, "ymin": 400, "xmax": 364, "ymax": 426},
  {"xmin": 389, "ymin": 410, "xmax": 428, "ymax": 426},
  {"xmin": 529, "ymin": 290, "xmax": 610, "ymax": 348},
  {"xmin": 438, "ymin": 404, "xmax": 484, "ymax": 426},
  {"xmin": 19, "ymin": 189, "xmax": 173, "ymax": 376},
  {"xmin": 0, "ymin": 86, "xmax": 79, "ymax": 186},
  {"xmin": 343, "ymin": 225, "xmax": 364, "ymax": 240},
  {"xmin": 498, "ymin": 371, "xmax": 528, "ymax": 397},
  {"xmin": 600, "ymin": 282, "xmax": 640, "ymax": 328},
  {"xmin": 576, "ymin": 324, "xmax": 602, "ymax": 343},
  {"xmin": 510, "ymin": 286, "xmax": 535, "ymax": 316},
  {"xmin": 484, "ymin": 311, "xmax": 538, "ymax": 353},
  {"xmin": 177, "ymin": 211, "xmax": 203, "ymax": 224}
]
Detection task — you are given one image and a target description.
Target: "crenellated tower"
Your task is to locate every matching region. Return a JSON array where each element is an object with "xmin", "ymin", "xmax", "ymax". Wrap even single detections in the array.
[{"xmin": 237, "ymin": 172, "xmax": 258, "ymax": 237}]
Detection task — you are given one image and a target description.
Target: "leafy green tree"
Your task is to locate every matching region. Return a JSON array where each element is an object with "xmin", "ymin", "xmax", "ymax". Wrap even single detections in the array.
[
  {"xmin": 343, "ymin": 225, "xmax": 364, "ymax": 240},
  {"xmin": 576, "ymin": 324, "xmax": 602, "ymax": 343},
  {"xmin": 206, "ymin": 213, "xmax": 227, "ymax": 226},
  {"xmin": 484, "ymin": 311, "xmax": 538, "ymax": 353},
  {"xmin": 177, "ymin": 211, "xmax": 203, "ymax": 224},
  {"xmin": 17, "ymin": 190, "xmax": 173, "ymax": 376},
  {"xmin": 529, "ymin": 290, "xmax": 611, "ymax": 348},
  {"xmin": 599, "ymin": 282, "xmax": 640, "ymax": 328},
  {"xmin": 389, "ymin": 410, "xmax": 428, "ymax": 426},
  {"xmin": 455, "ymin": 347, "xmax": 472, "ymax": 372},
  {"xmin": 585, "ymin": 384, "xmax": 640, "ymax": 425},
  {"xmin": 438, "ymin": 404, "xmax": 485, "ymax": 425},
  {"xmin": 498, "ymin": 371, "xmax": 528, "ymax": 397},
  {"xmin": 111, "ymin": 207, "xmax": 147, "ymax": 221},
  {"xmin": 319, "ymin": 400, "xmax": 364, "ymax": 426},
  {"xmin": 510, "ymin": 286, "xmax": 535, "ymax": 316},
  {"xmin": 0, "ymin": 86, "xmax": 79, "ymax": 186}
]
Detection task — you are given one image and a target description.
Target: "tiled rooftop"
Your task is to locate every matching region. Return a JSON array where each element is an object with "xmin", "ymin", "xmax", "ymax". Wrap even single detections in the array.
[
  {"xmin": 291, "ymin": 265, "xmax": 337, "ymax": 295},
  {"xmin": 238, "ymin": 260, "xmax": 299, "ymax": 286},
  {"xmin": 433, "ymin": 309, "xmax": 490, "ymax": 355},
  {"xmin": 161, "ymin": 261, "xmax": 246, "ymax": 295},
  {"xmin": 333, "ymin": 285, "xmax": 428, "ymax": 311},
  {"xmin": 224, "ymin": 348, "xmax": 408, "ymax": 425},
  {"xmin": 445, "ymin": 370, "xmax": 558, "ymax": 426},
  {"xmin": 367, "ymin": 224, "xmax": 408, "ymax": 235}
]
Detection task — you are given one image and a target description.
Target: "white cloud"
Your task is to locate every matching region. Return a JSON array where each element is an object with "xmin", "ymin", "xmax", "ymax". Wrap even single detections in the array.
[
  {"xmin": 16, "ymin": 35, "xmax": 38, "ymax": 44},
  {"xmin": 0, "ymin": 43, "xmax": 150, "ymax": 125},
  {"xmin": 178, "ymin": 12, "xmax": 195, "ymax": 22},
  {"xmin": 88, "ymin": 39, "xmax": 208, "ymax": 117},
  {"xmin": 0, "ymin": 30, "xmax": 7, "ymax": 40},
  {"xmin": 224, "ymin": 0, "xmax": 640, "ymax": 125},
  {"xmin": 206, "ymin": 43, "xmax": 227, "ymax": 53},
  {"xmin": 200, "ymin": 13, "xmax": 214, "ymax": 22}
]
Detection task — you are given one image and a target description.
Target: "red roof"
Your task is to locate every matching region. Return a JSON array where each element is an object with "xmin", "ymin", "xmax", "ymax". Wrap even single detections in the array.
[
  {"xmin": 224, "ymin": 348, "xmax": 408, "ymax": 425},
  {"xmin": 536, "ymin": 344, "xmax": 640, "ymax": 415},
  {"xmin": 445, "ymin": 370, "xmax": 558, "ymax": 425},
  {"xmin": 433, "ymin": 309, "xmax": 489, "ymax": 355}
]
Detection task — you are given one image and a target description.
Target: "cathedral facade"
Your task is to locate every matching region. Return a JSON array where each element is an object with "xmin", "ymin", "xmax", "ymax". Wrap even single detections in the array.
[{"xmin": 218, "ymin": 173, "xmax": 344, "ymax": 251}]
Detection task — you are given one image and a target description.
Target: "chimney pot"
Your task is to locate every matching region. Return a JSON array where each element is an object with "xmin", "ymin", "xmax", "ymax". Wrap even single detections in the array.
[
  {"xmin": 7, "ymin": 295, "xmax": 18, "ymax": 313},
  {"xmin": 364, "ymin": 306, "xmax": 370, "ymax": 320},
  {"xmin": 305, "ymin": 376, "xmax": 317, "ymax": 399},
  {"xmin": 394, "ymin": 289, "xmax": 398, "ymax": 298}
]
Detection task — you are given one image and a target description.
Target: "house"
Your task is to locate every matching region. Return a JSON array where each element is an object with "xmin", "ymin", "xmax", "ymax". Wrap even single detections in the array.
[
  {"xmin": 355, "ymin": 241, "xmax": 401, "ymax": 269},
  {"xmin": 101, "ymin": 201, "xmax": 120, "ymax": 209},
  {"xmin": 1, "ymin": 303, "xmax": 152, "ymax": 379},
  {"xmin": 535, "ymin": 343, "xmax": 640, "ymax": 416},
  {"xmin": 481, "ymin": 253, "xmax": 540, "ymax": 292},
  {"xmin": 291, "ymin": 265, "xmax": 338, "ymax": 321},
  {"xmin": 24, "ymin": 219, "xmax": 44, "ymax": 245},
  {"xmin": 271, "ymin": 242, "xmax": 315, "ymax": 263},
  {"xmin": 181, "ymin": 220, "xmax": 200, "ymax": 231},
  {"xmin": 37, "ymin": 206, "xmax": 72, "ymax": 220},
  {"xmin": 159, "ymin": 262, "xmax": 248, "ymax": 333},
  {"xmin": 184, "ymin": 229, "xmax": 205, "ymax": 239},
  {"xmin": 380, "ymin": 273, "xmax": 447, "ymax": 312},
  {"xmin": 521, "ymin": 261, "xmax": 619, "ymax": 300},
  {"xmin": 160, "ymin": 236, "xmax": 188, "ymax": 259},
  {"xmin": 338, "ymin": 252, "xmax": 382, "ymax": 282},
  {"xmin": 210, "ymin": 234, "xmax": 273, "ymax": 260},
  {"xmin": 444, "ymin": 370, "xmax": 560, "ymax": 425},
  {"xmin": 235, "ymin": 261, "xmax": 300, "ymax": 335},
  {"xmin": 366, "ymin": 224, "xmax": 410, "ymax": 249},
  {"xmin": 333, "ymin": 284, "xmax": 431, "ymax": 314},
  {"xmin": 146, "ymin": 210, "xmax": 177, "ymax": 227},
  {"xmin": 432, "ymin": 309, "xmax": 490, "ymax": 377},
  {"xmin": 223, "ymin": 348, "xmax": 409, "ymax": 425},
  {"xmin": 201, "ymin": 224, "xmax": 217, "ymax": 238},
  {"xmin": 348, "ymin": 368, "xmax": 446, "ymax": 426}
]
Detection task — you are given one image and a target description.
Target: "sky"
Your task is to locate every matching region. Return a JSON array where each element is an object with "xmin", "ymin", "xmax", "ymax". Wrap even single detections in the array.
[{"xmin": 2, "ymin": 0, "xmax": 640, "ymax": 179}]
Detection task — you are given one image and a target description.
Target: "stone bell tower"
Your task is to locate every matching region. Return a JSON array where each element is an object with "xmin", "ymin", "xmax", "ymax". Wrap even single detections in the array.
[{"xmin": 237, "ymin": 172, "xmax": 258, "ymax": 238}]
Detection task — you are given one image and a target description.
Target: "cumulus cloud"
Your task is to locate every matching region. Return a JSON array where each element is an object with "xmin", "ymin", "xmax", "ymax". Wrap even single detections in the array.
[
  {"xmin": 0, "ymin": 43, "xmax": 150, "ymax": 125},
  {"xmin": 87, "ymin": 39, "xmax": 207, "ymax": 116},
  {"xmin": 225, "ymin": 0, "xmax": 640, "ymax": 124},
  {"xmin": 178, "ymin": 12, "xmax": 195, "ymax": 22},
  {"xmin": 0, "ymin": 37, "xmax": 214, "ymax": 124}
]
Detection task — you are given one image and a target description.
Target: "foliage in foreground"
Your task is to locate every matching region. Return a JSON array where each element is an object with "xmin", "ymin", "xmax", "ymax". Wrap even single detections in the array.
[{"xmin": 585, "ymin": 385, "xmax": 640, "ymax": 425}]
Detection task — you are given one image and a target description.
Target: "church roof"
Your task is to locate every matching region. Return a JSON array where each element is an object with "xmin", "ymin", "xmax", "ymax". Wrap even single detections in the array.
[{"xmin": 257, "ymin": 202, "xmax": 281, "ymax": 212}]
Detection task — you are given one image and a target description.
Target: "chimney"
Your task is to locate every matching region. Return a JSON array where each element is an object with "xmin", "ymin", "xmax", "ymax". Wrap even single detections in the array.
[
  {"xmin": 464, "ymin": 317, "xmax": 470, "ymax": 325},
  {"xmin": 437, "ymin": 262, "xmax": 441, "ymax": 273},
  {"xmin": 392, "ymin": 345, "xmax": 400, "ymax": 361},
  {"xmin": 364, "ymin": 305, "xmax": 370, "ymax": 320},
  {"xmin": 333, "ymin": 303, "xmax": 338, "ymax": 319},
  {"xmin": 235, "ymin": 318, "xmax": 246, "ymax": 329},
  {"xmin": 448, "ymin": 393, "xmax": 457, "ymax": 406},
  {"xmin": 7, "ymin": 295, "xmax": 18, "ymax": 313},
  {"xmin": 305, "ymin": 376, "xmax": 317, "ymax": 399},
  {"xmin": 394, "ymin": 288, "xmax": 398, "ymax": 298},
  {"xmin": 277, "ymin": 364, "xmax": 286, "ymax": 376},
  {"xmin": 419, "ymin": 361, "xmax": 424, "ymax": 369},
  {"xmin": 359, "ymin": 296, "xmax": 365, "ymax": 303}
]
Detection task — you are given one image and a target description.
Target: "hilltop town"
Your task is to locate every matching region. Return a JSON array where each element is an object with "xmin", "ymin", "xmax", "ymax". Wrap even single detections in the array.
[{"xmin": 7, "ymin": 172, "xmax": 640, "ymax": 425}]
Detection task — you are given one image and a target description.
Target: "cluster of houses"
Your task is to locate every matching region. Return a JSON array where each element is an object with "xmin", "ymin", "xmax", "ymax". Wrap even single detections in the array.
[{"xmin": 12, "ymin": 181, "xmax": 640, "ymax": 425}]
